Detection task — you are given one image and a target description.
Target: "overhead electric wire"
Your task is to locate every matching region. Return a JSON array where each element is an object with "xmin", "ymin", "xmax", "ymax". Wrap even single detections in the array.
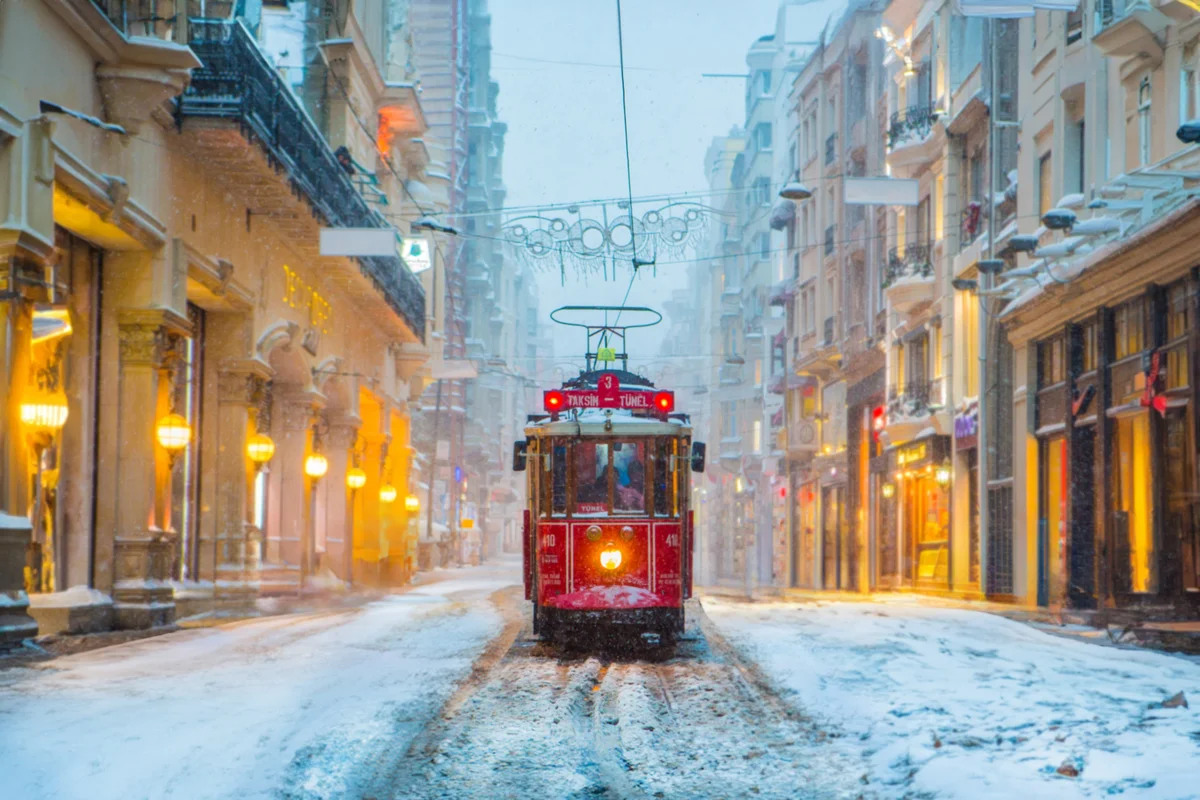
[{"xmin": 612, "ymin": 0, "xmax": 641, "ymax": 333}]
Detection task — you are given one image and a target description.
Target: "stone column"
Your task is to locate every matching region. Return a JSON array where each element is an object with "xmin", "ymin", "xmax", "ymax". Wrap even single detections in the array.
[
  {"xmin": 324, "ymin": 419, "xmax": 358, "ymax": 583},
  {"xmin": 112, "ymin": 310, "xmax": 189, "ymax": 629},
  {"xmin": 274, "ymin": 391, "xmax": 320, "ymax": 576},
  {"xmin": 211, "ymin": 365, "xmax": 269, "ymax": 612}
]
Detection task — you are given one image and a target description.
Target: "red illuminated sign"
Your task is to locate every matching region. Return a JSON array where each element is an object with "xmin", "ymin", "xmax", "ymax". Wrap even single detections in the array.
[{"xmin": 543, "ymin": 374, "xmax": 674, "ymax": 413}]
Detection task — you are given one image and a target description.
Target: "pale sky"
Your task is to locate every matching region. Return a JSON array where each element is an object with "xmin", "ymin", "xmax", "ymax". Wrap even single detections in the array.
[{"xmin": 489, "ymin": 0, "xmax": 843, "ymax": 361}]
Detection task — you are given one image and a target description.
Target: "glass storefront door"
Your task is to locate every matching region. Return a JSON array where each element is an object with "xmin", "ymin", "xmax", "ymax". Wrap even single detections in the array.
[
  {"xmin": 1112, "ymin": 414, "xmax": 1156, "ymax": 594},
  {"xmin": 1165, "ymin": 408, "xmax": 1198, "ymax": 592},
  {"xmin": 1039, "ymin": 435, "xmax": 1067, "ymax": 605},
  {"xmin": 821, "ymin": 485, "xmax": 844, "ymax": 589},
  {"xmin": 905, "ymin": 474, "xmax": 949, "ymax": 587},
  {"xmin": 793, "ymin": 482, "xmax": 816, "ymax": 588}
]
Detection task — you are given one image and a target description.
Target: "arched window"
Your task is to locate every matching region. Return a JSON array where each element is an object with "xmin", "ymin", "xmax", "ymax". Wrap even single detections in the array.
[{"xmin": 1138, "ymin": 77, "xmax": 1152, "ymax": 166}]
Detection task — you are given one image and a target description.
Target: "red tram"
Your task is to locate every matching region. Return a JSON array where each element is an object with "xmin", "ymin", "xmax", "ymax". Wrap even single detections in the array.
[{"xmin": 512, "ymin": 308, "xmax": 705, "ymax": 641}]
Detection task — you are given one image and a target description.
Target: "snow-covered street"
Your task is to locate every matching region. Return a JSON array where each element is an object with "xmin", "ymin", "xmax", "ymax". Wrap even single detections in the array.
[
  {"xmin": 7, "ymin": 571, "xmax": 1200, "ymax": 799},
  {"xmin": 704, "ymin": 596, "xmax": 1200, "ymax": 799},
  {"xmin": 0, "ymin": 558, "xmax": 520, "ymax": 800}
]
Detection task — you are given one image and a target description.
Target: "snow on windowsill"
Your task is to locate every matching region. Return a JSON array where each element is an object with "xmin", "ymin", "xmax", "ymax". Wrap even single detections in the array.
[{"xmin": 28, "ymin": 586, "xmax": 112, "ymax": 609}]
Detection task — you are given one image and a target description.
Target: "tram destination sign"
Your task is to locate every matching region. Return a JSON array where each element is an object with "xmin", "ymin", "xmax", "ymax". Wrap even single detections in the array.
[{"xmin": 546, "ymin": 389, "xmax": 657, "ymax": 410}]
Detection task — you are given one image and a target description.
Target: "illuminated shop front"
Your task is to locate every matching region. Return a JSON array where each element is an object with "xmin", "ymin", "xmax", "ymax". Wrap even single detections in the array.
[
  {"xmin": 1014, "ymin": 268, "xmax": 1199, "ymax": 612},
  {"xmin": 887, "ymin": 436, "xmax": 952, "ymax": 590}
]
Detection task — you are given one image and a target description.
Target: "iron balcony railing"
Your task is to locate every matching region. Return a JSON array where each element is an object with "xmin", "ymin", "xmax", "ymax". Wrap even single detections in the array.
[
  {"xmin": 887, "ymin": 105, "xmax": 936, "ymax": 149},
  {"xmin": 886, "ymin": 379, "xmax": 943, "ymax": 418},
  {"xmin": 178, "ymin": 20, "xmax": 425, "ymax": 339},
  {"xmin": 882, "ymin": 243, "xmax": 934, "ymax": 289}
]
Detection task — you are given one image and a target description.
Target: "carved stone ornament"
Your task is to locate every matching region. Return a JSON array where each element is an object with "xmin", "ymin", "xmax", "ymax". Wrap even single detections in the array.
[
  {"xmin": 96, "ymin": 65, "xmax": 192, "ymax": 136},
  {"xmin": 217, "ymin": 370, "xmax": 259, "ymax": 406},
  {"xmin": 118, "ymin": 322, "xmax": 164, "ymax": 367}
]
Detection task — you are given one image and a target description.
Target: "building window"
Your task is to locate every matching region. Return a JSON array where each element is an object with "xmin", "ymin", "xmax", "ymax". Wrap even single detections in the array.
[
  {"xmin": 755, "ymin": 122, "xmax": 773, "ymax": 151},
  {"xmin": 1182, "ymin": 68, "xmax": 1197, "ymax": 126},
  {"xmin": 1114, "ymin": 297, "xmax": 1146, "ymax": 360},
  {"xmin": 752, "ymin": 176, "xmax": 771, "ymax": 206},
  {"xmin": 753, "ymin": 420, "xmax": 762, "ymax": 453},
  {"xmin": 1138, "ymin": 77, "xmax": 1152, "ymax": 167},
  {"xmin": 756, "ymin": 232, "xmax": 770, "ymax": 260},
  {"xmin": 759, "ymin": 69, "xmax": 772, "ymax": 96},
  {"xmin": 1066, "ymin": 8, "xmax": 1083, "ymax": 44},
  {"xmin": 1080, "ymin": 320, "xmax": 1098, "ymax": 373},
  {"xmin": 934, "ymin": 174, "xmax": 944, "ymax": 241},
  {"xmin": 1039, "ymin": 335, "xmax": 1066, "ymax": 386},
  {"xmin": 1038, "ymin": 152, "xmax": 1053, "ymax": 217}
]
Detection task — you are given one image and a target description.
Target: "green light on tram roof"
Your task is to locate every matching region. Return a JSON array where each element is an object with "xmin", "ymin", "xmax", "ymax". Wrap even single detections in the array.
[{"xmin": 597, "ymin": 347, "xmax": 616, "ymax": 362}]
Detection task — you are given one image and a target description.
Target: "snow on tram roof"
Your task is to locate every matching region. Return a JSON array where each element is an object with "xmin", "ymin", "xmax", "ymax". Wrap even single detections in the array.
[{"xmin": 525, "ymin": 407, "xmax": 691, "ymax": 437}]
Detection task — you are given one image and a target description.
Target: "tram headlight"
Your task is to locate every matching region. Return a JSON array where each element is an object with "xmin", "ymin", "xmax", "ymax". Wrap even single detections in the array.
[{"xmin": 599, "ymin": 544, "xmax": 623, "ymax": 571}]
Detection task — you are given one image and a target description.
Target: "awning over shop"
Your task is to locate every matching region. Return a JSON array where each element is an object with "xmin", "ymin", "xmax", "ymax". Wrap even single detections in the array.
[{"xmin": 955, "ymin": 0, "xmax": 1077, "ymax": 17}]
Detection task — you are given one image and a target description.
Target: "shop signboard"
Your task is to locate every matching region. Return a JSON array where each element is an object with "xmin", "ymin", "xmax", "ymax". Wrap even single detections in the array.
[{"xmin": 954, "ymin": 402, "xmax": 978, "ymax": 449}]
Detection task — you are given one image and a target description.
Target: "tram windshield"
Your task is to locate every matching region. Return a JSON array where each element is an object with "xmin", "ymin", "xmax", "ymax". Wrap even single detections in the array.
[{"xmin": 539, "ymin": 437, "xmax": 683, "ymax": 518}]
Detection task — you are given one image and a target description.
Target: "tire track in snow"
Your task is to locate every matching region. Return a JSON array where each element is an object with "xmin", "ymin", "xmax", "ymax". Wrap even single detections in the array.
[{"xmin": 377, "ymin": 601, "xmax": 868, "ymax": 799}]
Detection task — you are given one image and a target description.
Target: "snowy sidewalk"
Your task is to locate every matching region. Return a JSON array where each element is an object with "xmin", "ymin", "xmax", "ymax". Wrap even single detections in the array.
[
  {"xmin": 0, "ymin": 557, "xmax": 521, "ymax": 800},
  {"xmin": 702, "ymin": 595, "xmax": 1200, "ymax": 799}
]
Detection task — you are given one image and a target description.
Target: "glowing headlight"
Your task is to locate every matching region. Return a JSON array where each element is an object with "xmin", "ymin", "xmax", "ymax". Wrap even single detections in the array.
[{"xmin": 599, "ymin": 545, "xmax": 622, "ymax": 570}]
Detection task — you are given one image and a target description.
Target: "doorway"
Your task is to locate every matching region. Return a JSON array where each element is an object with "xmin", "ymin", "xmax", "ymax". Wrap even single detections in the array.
[{"xmin": 821, "ymin": 485, "xmax": 845, "ymax": 589}]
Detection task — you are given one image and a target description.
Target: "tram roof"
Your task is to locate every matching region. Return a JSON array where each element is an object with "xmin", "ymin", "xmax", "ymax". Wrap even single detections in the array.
[{"xmin": 525, "ymin": 408, "xmax": 691, "ymax": 438}]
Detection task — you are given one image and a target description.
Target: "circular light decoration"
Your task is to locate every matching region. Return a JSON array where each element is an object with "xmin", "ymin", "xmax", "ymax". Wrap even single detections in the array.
[
  {"xmin": 304, "ymin": 453, "xmax": 329, "ymax": 479},
  {"xmin": 405, "ymin": 494, "xmax": 420, "ymax": 512},
  {"xmin": 246, "ymin": 433, "xmax": 276, "ymax": 465},
  {"xmin": 156, "ymin": 413, "xmax": 191, "ymax": 453},
  {"xmin": 599, "ymin": 544, "xmax": 622, "ymax": 571},
  {"xmin": 379, "ymin": 483, "xmax": 398, "ymax": 503},
  {"xmin": 20, "ymin": 400, "xmax": 69, "ymax": 432},
  {"xmin": 345, "ymin": 466, "xmax": 367, "ymax": 489}
]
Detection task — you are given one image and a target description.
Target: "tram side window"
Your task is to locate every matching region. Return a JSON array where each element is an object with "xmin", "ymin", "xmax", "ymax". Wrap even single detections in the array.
[
  {"xmin": 551, "ymin": 443, "xmax": 568, "ymax": 517},
  {"xmin": 654, "ymin": 439, "xmax": 675, "ymax": 516},
  {"xmin": 576, "ymin": 441, "xmax": 610, "ymax": 514},
  {"xmin": 614, "ymin": 441, "xmax": 646, "ymax": 514}
]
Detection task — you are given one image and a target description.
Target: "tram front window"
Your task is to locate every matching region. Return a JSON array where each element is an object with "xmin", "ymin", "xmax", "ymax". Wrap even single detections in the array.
[
  {"xmin": 576, "ymin": 442, "xmax": 610, "ymax": 514},
  {"xmin": 613, "ymin": 441, "xmax": 645, "ymax": 514}
]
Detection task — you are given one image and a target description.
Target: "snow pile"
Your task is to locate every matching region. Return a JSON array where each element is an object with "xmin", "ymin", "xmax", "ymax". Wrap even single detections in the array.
[
  {"xmin": 703, "ymin": 596, "xmax": 1200, "ymax": 798},
  {"xmin": 27, "ymin": 586, "xmax": 111, "ymax": 609},
  {"xmin": 0, "ymin": 559, "xmax": 519, "ymax": 800},
  {"xmin": 554, "ymin": 584, "xmax": 665, "ymax": 609}
]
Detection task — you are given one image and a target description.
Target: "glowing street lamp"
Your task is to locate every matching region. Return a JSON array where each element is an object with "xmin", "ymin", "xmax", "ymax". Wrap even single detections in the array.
[
  {"xmin": 935, "ymin": 463, "xmax": 952, "ymax": 487},
  {"xmin": 156, "ymin": 413, "xmax": 191, "ymax": 454},
  {"xmin": 246, "ymin": 433, "xmax": 275, "ymax": 467},
  {"xmin": 20, "ymin": 400, "xmax": 69, "ymax": 432},
  {"xmin": 379, "ymin": 483, "xmax": 398, "ymax": 504},
  {"xmin": 346, "ymin": 466, "xmax": 367, "ymax": 490},
  {"xmin": 304, "ymin": 452, "xmax": 329, "ymax": 479},
  {"xmin": 404, "ymin": 494, "xmax": 420, "ymax": 512}
]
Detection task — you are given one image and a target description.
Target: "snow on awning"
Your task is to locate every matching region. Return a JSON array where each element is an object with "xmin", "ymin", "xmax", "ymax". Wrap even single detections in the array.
[
  {"xmin": 767, "ymin": 279, "xmax": 797, "ymax": 306},
  {"xmin": 954, "ymin": 0, "xmax": 1077, "ymax": 17},
  {"xmin": 768, "ymin": 200, "xmax": 796, "ymax": 231}
]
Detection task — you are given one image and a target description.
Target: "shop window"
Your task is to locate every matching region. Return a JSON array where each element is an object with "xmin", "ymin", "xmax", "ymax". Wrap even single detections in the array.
[
  {"xmin": 1167, "ymin": 281, "xmax": 1191, "ymax": 340},
  {"xmin": 1113, "ymin": 414, "xmax": 1156, "ymax": 593},
  {"xmin": 1039, "ymin": 336, "xmax": 1065, "ymax": 386},
  {"xmin": 1114, "ymin": 297, "xmax": 1145, "ymax": 360},
  {"xmin": 1166, "ymin": 410, "xmax": 1199, "ymax": 591}
]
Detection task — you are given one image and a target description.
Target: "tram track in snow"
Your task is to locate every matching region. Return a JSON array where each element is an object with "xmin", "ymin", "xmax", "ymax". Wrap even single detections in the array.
[{"xmin": 372, "ymin": 596, "xmax": 870, "ymax": 800}]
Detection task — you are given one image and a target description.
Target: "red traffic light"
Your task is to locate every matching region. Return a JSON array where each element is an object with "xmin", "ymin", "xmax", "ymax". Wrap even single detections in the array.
[
  {"xmin": 653, "ymin": 391, "xmax": 675, "ymax": 413},
  {"xmin": 544, "ymin": 390, "xmax": 565, "ymax": 412}
]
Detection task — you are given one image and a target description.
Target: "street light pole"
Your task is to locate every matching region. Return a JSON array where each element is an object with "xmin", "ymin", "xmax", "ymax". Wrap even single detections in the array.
[{"xmin": 425, "ymin": 378, "xmax": 442, "ymax": 564}]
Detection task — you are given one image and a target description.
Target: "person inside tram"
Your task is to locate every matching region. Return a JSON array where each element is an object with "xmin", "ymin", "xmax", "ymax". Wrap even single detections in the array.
[
  {"xmin": 617, "ymin": 459, "xmax": 645, "ymax": 512},
  {"xmin": 579, "ymin": 463, "xmax": 611, "ymax": 506}
]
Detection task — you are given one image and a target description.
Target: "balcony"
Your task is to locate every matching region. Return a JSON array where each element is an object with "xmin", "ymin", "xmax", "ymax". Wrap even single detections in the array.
[
  {"xmin": 179, "ymin": 21, "xmax": 425, "ymax": 339},
  {"xmin": 882, "ymin": 244, "xmax": 935, "ymax": 315},
  {"xmin": 883, "ymin": 380, "xmax": 949, "ymax": 444},
  {"xmin": 720, "ymin": 288, "xmax": 743, "ymax": 319},
  {"xmin": 886, "ymin": 105, "xmax": 941, "ymax": 170},
  {"xmin": 718, "ymin": 364, "xmax": 744, "ymax": 386},
  {"xmin": 1092, "ymin": 0, "xmax": 1169, "ymax": 59},
  {"xmin": 824, "ymin": 132, "xmax": 839, "ymax": 168}
]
